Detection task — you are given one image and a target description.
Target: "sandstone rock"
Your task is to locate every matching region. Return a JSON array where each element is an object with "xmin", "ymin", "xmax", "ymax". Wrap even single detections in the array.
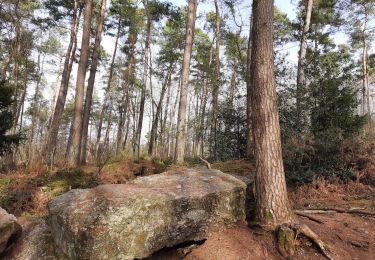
[
  {"xmin": 48, "ymin": 169, "xmax": 250, "ymax": 260},
  {"xmin": 0, "ymin": 207, "xmax": 21, "ymax": 254},
  {"xmin": 2, "ymin": 219, "xmax": 66, "ymax": 260}
]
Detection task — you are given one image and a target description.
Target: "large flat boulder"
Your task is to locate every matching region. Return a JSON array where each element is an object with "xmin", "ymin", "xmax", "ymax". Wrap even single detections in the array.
[
  {"xmin": 0, "ymin": 207, "xmax": 21, "ymax": 254},
  {"xmin": 48, "ymin": 169, "xmax": 250, "ymax": 260}
]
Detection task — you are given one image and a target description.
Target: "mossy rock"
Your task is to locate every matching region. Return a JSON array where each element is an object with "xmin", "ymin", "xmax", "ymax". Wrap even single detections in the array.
[{"xmin": 48, "ymin": 169, "xmax": 252, "ymax": 259}]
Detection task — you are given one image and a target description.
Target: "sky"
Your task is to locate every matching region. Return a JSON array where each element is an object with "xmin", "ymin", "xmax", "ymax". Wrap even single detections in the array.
[
  {"xmin": 40, "ymin": 0, "xmax": 301, "ymax": 142},
  {"xmin": 37, "ymin": 0, "xmax": 372, "ymax": 143}
]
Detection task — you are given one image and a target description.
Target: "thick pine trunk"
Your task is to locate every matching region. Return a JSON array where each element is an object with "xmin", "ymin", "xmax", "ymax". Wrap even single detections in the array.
[
  {"xmin": 250, "ymin": 0, "xmax": 291, "ymax": 226},
  {"xmin": 175, "ymin": 0, "xmax": 197, "ymax": 163},
  {"xmin": 81, "ymin": 0, "xmax": 107, "ymax": 164},
  {"xmin": 296, "ymin": 0, "xmax": 313, "ymax": 133},
  {"xmin": 69, "ymin": 0, "xmax": 93, "ymax": 166}
]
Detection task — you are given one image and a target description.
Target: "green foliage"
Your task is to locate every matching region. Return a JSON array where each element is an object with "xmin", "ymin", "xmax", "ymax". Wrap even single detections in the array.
[
  {"xmin": 274, "ymin": 7, "xmax": 294, "ymax": 46},
  {"xmin": 0, "ymin": 80, "xmax": 22, "ymax": 155},
  {"xmin": 281, "ymin": 45, "xmax": 368, "ymax": 184},
  {"xmin": 208, "ymin": 100, "xmax": 247, "ymax": 161},
  {"xmin": 157, "ymin": 8, "xmax": 185, "ymax": 65},
  {"xmin": 308, "ymin": 46, "xmax": 367, "ymax": 137}
]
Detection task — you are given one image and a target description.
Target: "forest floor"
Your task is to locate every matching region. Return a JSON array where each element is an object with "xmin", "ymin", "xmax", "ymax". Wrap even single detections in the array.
[{"xmin": 1, "ymin": 159, "xmax": 375, "ymax": 259}]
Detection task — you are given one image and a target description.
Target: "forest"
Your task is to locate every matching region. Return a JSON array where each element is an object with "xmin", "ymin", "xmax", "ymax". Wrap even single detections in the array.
[{"xmin": 1, "ymin": 0, "xmax": 375, "ymax": 259}]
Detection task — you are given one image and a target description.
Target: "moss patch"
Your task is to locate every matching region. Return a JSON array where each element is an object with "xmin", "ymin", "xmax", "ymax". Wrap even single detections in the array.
[{"xmin": 277, "ymin": 224, "xmax": 296, "ymax": 257}]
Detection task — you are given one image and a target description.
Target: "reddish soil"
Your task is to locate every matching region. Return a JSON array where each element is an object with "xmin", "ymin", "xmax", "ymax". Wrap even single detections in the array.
[
  {"xmin": 150, "ymin": 176, "xmax": 375, "ymax": 260},
  {"xmin": 153, "ymin": 213, "xmax": 375, "ymax": 260},
  {"xmin": 2, "ymin": 159, "xmax": 375, "ymax": 259}
]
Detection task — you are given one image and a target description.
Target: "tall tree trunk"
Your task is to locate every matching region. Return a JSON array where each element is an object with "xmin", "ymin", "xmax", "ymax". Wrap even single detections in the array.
[
  {"xmin": 246, "ymin": 14, "xmax": 253, "ymax": 159},
  {"xmin": 81, "ymin": 0, "xmax": 107, "ymax": 164},
  {"xmin": 96, "ymin": 18, "xmax": 121, "ymax": 146},
  {"xmin": 50, "ymin": 56, "xmax": 64, "ymax": 125},
  {"xmin": 362, "ymin": 7, "xmax": 371, "ymax": 117},
  {"xmin": 28, "ymin": 53, "xmax": 44, "ymax": 162},
  {"xmin": 175, "ymin": 0, "xmax": 197, "ymax": 163},
  {"xmin": 250, "ymin": 0, "xmax": 291, "ymax": 225},
  {"xmin": 116, "ymin": 81, "xmax": 130, "ymax": 154},
  {"xmin": 211, "ymin": 0, "xmax": 221, "ymax": 160},
  {"xmin": 69, "ymin": 0, "xmax": 93, "ymax": 166},
  {"xmin": 135, "ymin": 1, "xmax": 151, "ymax": 158},
  {"xmin": 160, "ymin": 72, "xmax": 172, "ymax": 157},
  {"xmin": 148, "ymin": 63, "xmax": 174, "ymax": 155},
  {"xmin": 228, "ymin": 63, "xmax": 237, "ymax": 106},
  {"xmin": 296, "ymin": 0, "xmax": 313, "ymax": 133},
  {"xmin": 43, "ymin": 1, "xmax": 80, "ymax": 161},
  {"xmin": 14, "ymin": 60, "xmax": 28, "ymax": 132}
]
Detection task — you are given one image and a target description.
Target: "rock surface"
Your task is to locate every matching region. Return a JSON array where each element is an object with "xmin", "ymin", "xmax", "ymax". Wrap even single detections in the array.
[
  {"xmin": 2, "ymin": 219, "xmax": 66, "ymax": 260},
  {"xmin": 48, "ymin": 169, "xmax": 250, "ymax": 259},
  {"xmin": 0, "ymin": 207, "xmax": 21, "ymax": 254}
]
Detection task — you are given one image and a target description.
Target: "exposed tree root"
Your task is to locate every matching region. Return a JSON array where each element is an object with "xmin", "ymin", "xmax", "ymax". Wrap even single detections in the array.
[
  {"xmin": 198, "ymin": 156, "xmax": 211, "ymax": 169},
  {"xmin": 277, "ymin": 224, "xmax": 296, "ymax": 258},
  {"xmin": 293, "ymin": 223, "xmax": 333, "ymax": 260},
  {"xmin": 299, "ymin": 208, "xmax": 375, "ymax": 217},
  {"xmin": 277, "ymin": 223, "xmax": 334, "ymax": 260}
]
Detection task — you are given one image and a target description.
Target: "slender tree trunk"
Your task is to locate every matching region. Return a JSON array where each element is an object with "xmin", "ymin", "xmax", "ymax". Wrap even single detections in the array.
[
  {"xmin": 250, "ymin": 0, "xmax": 291, "ymax": 225},
  {"xmin": 29, "ymin": 53, "xmax": 44, "ymax": 162},
  {"xmin": 135, "ymin": 2, "xmax": 151, "ymax": 158},
  {"xmin": 363, "ymin": 39, "xmax": 371, "ymax": 116},
  {"xmin": 43, "ymin": 1, "xmax": 80, "ymax": 160},
  {"xmin": 50, "ymin": 56, "xmax": 64, "ymax": 125},
  {"xmin": 296, "ymin": 0, "xmax": 313, "ymax": 133},
  {"xmin": 211, "ymin": 0, "xmax": 221, "ymax": 160},
  {"xmin": 175, "ymin": 0, "xmax": 197, "ymax": 163},
  {"xmin": 81, "ymin": 0, "xmax": 107, "ymax": 164},
  {"xmin": 116, "ymin": 81, "xmax": 130, "ymax": 154},
  {"xmin": 160, "ymin": 72, "xmax": 172, "ymax": 157},
  {"xmin": 362, "ymin": 7, "xmax": 371, "ymax": 117},
  {"xmin": 14, "ymin": 60, "xmax": 28, "ymax": 132},
  {"xmin": 229, "ymin": 63, "xmax": 237, "ymax": 106},
  {"xmin": 148, "ymin": 63, "xmax": 174, "ymax": 155},
  {"xmin": 69, "ymin": 0, "xmax": 93, "ymax": 166},
  {"xmin": 246, "ymin": 14, "xmax": 253, "ymax": 159},
  {"xmin": 116, "ymin": 96, "xmax": 125, "ymax": 155},
  {"xmin": 96, "ymin": 18, "xmax": 121, "ymax": 146}
]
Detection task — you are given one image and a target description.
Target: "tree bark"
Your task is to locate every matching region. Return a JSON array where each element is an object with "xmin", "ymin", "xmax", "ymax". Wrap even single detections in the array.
[
  {"xmin": 148, "ymin": 63, "xmax": 174, "ymax": 155},
  {"xmin": 96, "ymin": 18, "xmax": 121, "ymax": 147},
  {"xmin": 135, "ymin": 0, "xmax": 151, "ymax": 158},
  {"xmin": 361, "ymin": 6, "xmax": 371, "ymax": 116},
  {"xmin": 28, "ymin": 52, "xmax": 44, "ymax": 162},
  {"xmin": 211, "ymin": 0, "xmax": 221, "ymax": 160},
  {"xmin": 175, "ymin": 0, "xmax": 197, "ymax": 163},
  {"xmin": 69, "ymin": 0, "xmax": 93, "ymax": 166},
  {"xmin": 296, "ymin": 0, "xmax": 313, "ymax": 133},
  {"xmin": 43, "ymin": 1, "xmax": 80, "ymax": 161},
  {"xmin": 246, "ymin": 14, "xmax": 253, "ymax": 159},
  {"xmin": 250, "ymin": 0, "xmax": 291, "ymax": 226},
  {"xmin": 81, "ymin": 0, "xmax": 107, "ymax": 164}
]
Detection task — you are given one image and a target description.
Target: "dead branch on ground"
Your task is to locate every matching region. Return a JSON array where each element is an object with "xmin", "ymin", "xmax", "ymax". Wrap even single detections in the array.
[{"xmin": 198, "ymin": 156, "xmax": 211, "ymax": 169}]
